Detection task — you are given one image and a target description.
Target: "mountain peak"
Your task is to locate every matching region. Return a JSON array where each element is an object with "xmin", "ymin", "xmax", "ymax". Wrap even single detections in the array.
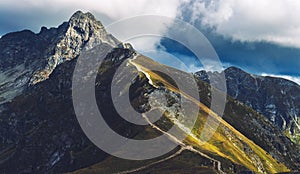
[
  {"xmin": 69, "ymin": 11, "xmax": 103, "ymax": 28},
  {"xmin": 30, "ymin": 11, "xmax": 120, "ymax": 85},
  {"xmin": 71, "ymin": 10, "xmax": 93, "ymax": 19},
  {"xmin": 71, "ymin": 10, "xmax": 90, "ymax": 18},
  {"xmin": 225, "ymin": 66, "xmax": 246, "ymax": 74}
]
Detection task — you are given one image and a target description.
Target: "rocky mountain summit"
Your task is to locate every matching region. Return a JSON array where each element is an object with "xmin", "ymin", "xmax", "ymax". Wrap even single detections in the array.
[
  {"xmin": 195, "ymin": 67, "xmax": 300, "ymax": 143},
  {"xmin": 0, "ymin": 11, "xmax": 119, "ymax": 104}
]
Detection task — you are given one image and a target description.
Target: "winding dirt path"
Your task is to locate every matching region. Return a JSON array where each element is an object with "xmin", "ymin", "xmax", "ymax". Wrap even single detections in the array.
[{"xmin": 115, "ymin": 113, "xmax": 226, "ymax": 174}]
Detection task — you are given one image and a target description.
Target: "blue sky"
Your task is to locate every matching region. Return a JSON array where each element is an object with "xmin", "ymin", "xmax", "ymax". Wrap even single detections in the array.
[{"xmin": 0, "ymin": 0, "xmax": 299, "ymax": 84}]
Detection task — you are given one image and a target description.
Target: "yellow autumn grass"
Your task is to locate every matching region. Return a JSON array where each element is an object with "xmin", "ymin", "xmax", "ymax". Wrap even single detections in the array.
[{"xmin": 131, "ymin": 55, "xmax": 290, "ymax": 173}]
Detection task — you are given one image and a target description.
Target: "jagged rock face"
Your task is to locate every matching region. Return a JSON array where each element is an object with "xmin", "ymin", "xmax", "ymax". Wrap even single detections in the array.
[
  {"xmin": 195, "ymin": 67, "xmax": 300, "ymax": 142},
  {"xmin": 0, "ymin": 30, "xmax": 51, "ymax": 104},
  {"xmin": 30, "ymin": 11, "xmax": 120, "ymax": 84},
  {"xmin": 0, "ymin": 11, "xmax": 119, "ymax": 104}
]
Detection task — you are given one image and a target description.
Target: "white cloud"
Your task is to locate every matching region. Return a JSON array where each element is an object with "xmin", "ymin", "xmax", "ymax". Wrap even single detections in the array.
[
  {"xmin": 261, "ymin": 73, "xmax": 300, "ymax": 85},
  {"xmin": 106, "ymin": 18, "xmax": 175, "ymax": 52},
  {"xmin": 0, "ymin": 0, "xmax": 183, "ymax": 20},
  {"xmin": 184, "ymin": 0, "xmax": 300, "ymax": 48}
]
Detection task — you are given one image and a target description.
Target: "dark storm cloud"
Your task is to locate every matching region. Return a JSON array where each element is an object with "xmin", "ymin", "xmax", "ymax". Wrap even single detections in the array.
[
  {"xmin": 161, "ymin": 24, "xmax": 300, "ymax": 77},
  {"xmin": 180, "ymin": 0, "xmax": 300, "ymax": 48},
  {"xmin": 160, "ymin": 0, "xmax": 300, "ymax": 82}
]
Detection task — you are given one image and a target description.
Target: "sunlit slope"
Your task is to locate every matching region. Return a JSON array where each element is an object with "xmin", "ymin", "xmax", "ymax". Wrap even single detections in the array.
[{"xmin": 130, "ymin": 55, "xmax": 290, "ymax": 173}]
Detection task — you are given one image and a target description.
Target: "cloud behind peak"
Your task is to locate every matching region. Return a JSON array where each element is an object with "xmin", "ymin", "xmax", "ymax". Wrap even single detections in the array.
[{"xmin": 183, "ymin": 0, "xmax": 300, "ymax": 48}]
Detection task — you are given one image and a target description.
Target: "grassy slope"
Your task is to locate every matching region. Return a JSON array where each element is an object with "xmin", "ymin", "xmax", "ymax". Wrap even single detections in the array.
[{"xmin": 131, "ymin": 55, "xmax": 290, "ymax": 173}]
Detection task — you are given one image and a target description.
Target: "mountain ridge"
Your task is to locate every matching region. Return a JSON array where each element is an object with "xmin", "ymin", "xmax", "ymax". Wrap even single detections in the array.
[
  {"xmin": 0, "ymin": 11, "xmax": 299, "ymax": 173},
  {"xmin": 195, "ymin": 66, "xmax": 300, "ymax": 144}
]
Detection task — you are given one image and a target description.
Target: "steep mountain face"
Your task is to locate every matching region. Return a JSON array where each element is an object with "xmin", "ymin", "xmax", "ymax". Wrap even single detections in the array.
[
  {"xmin": 0, "ymin": 11, "xmax": 119, "ymax": 104},
  {"xmin": 0, "ymin": 11, "xmax": 300, "ymax": 174},
  {"xmin": 30, "ymin": 11, "xmax": 119, "ymax": 85},
  {"xmin": 196, "ymin": 67, "xmax": 300, "ymax": 143}
]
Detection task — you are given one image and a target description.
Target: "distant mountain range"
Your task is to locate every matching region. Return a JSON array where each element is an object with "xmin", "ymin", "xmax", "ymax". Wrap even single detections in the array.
[
  {"xmin": 196, "ymin": 66, "xmax": 300, "ymax": 144},
  {"xmin": 0, "ymin": 11, "xmax": 299, "ymax": 174}
]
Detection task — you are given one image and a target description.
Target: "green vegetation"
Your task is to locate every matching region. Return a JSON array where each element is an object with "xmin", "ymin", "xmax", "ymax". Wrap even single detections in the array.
[{"xmin": 131, "ymin": 55, "xmax": 291, "ymax": 173}]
